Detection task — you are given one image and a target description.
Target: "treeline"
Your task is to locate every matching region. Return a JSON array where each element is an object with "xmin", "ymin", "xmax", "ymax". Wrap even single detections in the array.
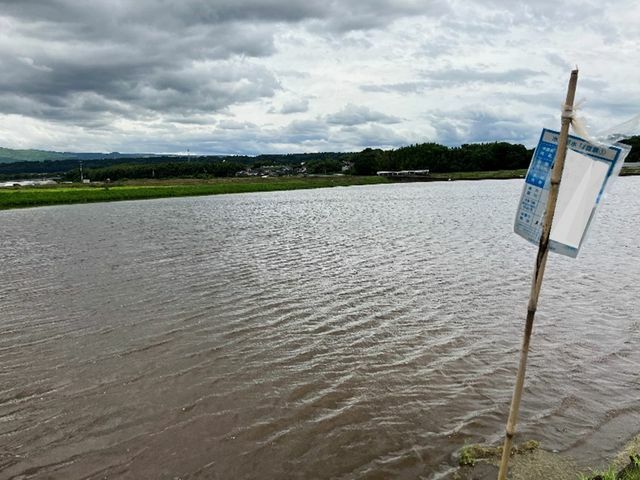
[
  {"xmin": 72, "ymin": 143, "xmax": 531, "ymax": 180},
  {"xmin": 64, "ymin": 161, "xmax": 245, "ymax": 181},
  {"xmin": 0, "ymin": 152, "xmax": 349, "ymax": 177},
  {"xmin": 351, "ymin": 136, "xmax": 640, "ymax": 175},
  {"xmin": 0, "ymin": 156, "xmax": 229, "ymax": 176},
  {"xmin": 622, "ymin": 136, "xmax": 640, "ymax": 163},
  {"xmin": 68, "ymin": 158, "xmax": 344, "ymax": 181},
  {"xmin": 351, "ymin": 142, "xmax": 533, "ymax": 175},
  {"xmin": 252, "ymin": 152, "xmax": 349, "ymax": 166},
  {"xmin": 1, "ymin": 136, "xmax": 637, "ymax": 180}
]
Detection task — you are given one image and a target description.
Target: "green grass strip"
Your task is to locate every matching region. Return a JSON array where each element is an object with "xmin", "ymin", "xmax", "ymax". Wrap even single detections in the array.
[{"xmin": 0, "ymin": 177, "xmax": 389, "ymax": 210}]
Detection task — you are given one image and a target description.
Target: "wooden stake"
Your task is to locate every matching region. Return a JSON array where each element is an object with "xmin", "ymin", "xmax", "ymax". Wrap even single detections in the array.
[{"xmin": 497, "ymin": 69, "xmax": 579, "ymax": 480}]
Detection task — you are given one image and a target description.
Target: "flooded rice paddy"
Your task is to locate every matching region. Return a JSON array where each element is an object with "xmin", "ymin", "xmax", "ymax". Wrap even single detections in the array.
[{"xmin": 1, "ymin": 178, "xmax": 639, "ymax": 479}]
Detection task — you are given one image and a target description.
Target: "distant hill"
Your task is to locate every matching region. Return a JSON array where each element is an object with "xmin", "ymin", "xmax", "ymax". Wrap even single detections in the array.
[
  {"xmin": 0, "ymin": 146, "xmax": 158, "ymax": 164},
  {"xmin": 0, "ymin": 147, "xmax": 69, "ymax": 163}
]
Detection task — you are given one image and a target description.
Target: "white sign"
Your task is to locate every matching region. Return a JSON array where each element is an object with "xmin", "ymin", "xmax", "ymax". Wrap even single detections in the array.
[{"xmin": 514, "ymin": 128, "xmax": 627, "ymax": 258}]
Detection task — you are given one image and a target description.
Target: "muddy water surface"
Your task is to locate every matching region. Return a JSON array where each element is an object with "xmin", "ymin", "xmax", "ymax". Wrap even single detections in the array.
[{"xmin": 1, "ymin": 178, "xmax": 639, "ymax": 479}]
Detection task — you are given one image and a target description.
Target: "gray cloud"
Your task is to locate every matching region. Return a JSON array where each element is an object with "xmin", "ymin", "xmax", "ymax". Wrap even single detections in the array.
[
  {"xmin": 335, "ymin": 124, "xmax": 409, "ymax": 148},
  {"xmin": 361, "ymin": 82, "xmax": 428, "ymax": 94},
  {"xmin": 0, "ymin": 56, "xmax": 280, "ymax": 123},
  {"xmin": 326, "ymin": 104, "xmax": 401, "ymax": 126},
  {"xmin": 209, "ymin": 117, "xmax": 408, "ymax": 154},
  {"xmin": 0, "ymin": 0, "xmax": 637, "ymax": 154},
  {"xmin": 281, "ymin": 119, "xmax": 330, "ymax": 143},
  {"xmin": 217, "ymin": 119, "xmax": 258, "ymax": 130},
  {"xmin": 4, "ymin": 0, "xmax": 447, "ymax": 31},
  {"xmin": 305, "ymin": 0, "xmax": 451, "ymax": 33},
  {"xmin": 427, "ymin": 68, "xmax": 544, "ymax": 85},
  {"xmin": 122, "ymin": 115, "xmax": 410, "ymax": 156},
  {"xmin": 545, "ymin": 53, "xmax": 571, "ymax": 71},
  {"xmin": 361, "ymin": 67, "xmax": 545, "ymax": 94},
  {"xmin": 453, "ymin": 0, "xmax": 605, "ymax": 33},
  {"xmin": 427, "ymin": 109, "xmax": 538, "ymax": 146},
  {"xmin": 417, "ymin": 34, "xmax": 459, "ymax": 58},
  {"xmin": 269, "ymin": 98, "xmax": 310, "ymax": 114},
  {"xmin": 0, "ymin": 2, "xmax": 285, "ymax": 126},
  {"xmin": 582, "ymin": 97, "xmax": 640, "ymax": 118},
  {"xmin": 0, "ymin": 0, "xmax": 445, "ymax": 128}
]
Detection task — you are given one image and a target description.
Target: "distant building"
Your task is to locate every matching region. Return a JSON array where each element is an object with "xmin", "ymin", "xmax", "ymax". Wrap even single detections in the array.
[{"xmin": 377, "ymin": 169, "xmax": 430, "ymax": 179}]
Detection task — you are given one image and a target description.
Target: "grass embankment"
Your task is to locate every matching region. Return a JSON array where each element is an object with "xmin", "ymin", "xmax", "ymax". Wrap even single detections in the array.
[
  {"xmin": 620, "ymin": 166, "xmax": 640, "ymax": 177},
  {"xmin": 455, "ymin": 439, "xmax": 640, "ymax": 480},
  {"xmin": 579, "ymin": 458, "xmax": 640, "ymax": 480},
  {"xmin": 0, "ymin": 176, "xmax": 389, "ymax": 210},
  {"xmin": 2, "ymin": 167, "xmax": 638, "ymax": 210}
]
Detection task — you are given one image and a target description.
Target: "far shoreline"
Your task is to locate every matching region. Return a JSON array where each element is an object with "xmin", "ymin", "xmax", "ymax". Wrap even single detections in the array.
[{"xmin": 1, "ymin": 167, "xmax": 638, "ymax": 211}]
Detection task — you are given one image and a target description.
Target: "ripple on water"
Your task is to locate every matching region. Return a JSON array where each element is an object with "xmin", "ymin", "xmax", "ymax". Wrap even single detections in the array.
[{"xmin": 0, "ymin": 178, "xmax": 639, "ymax": 478}]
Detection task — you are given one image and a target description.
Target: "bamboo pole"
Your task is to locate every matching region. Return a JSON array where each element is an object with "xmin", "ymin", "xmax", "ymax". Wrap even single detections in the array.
[{"xmin": 497, "ymin": 69, "xmax": 579, "ymax": 480}]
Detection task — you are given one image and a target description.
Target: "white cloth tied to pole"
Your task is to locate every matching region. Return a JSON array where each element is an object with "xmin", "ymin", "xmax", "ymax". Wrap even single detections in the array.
[{"xmin": 563, "ymin": 101, "xmax": 592, "ymax": 140}]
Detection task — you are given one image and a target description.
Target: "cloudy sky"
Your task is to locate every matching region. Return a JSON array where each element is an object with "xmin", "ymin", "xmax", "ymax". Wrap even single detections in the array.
[{"xmin": 0, "ymin": 0, "xmax": 638, "ymax": 154}]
